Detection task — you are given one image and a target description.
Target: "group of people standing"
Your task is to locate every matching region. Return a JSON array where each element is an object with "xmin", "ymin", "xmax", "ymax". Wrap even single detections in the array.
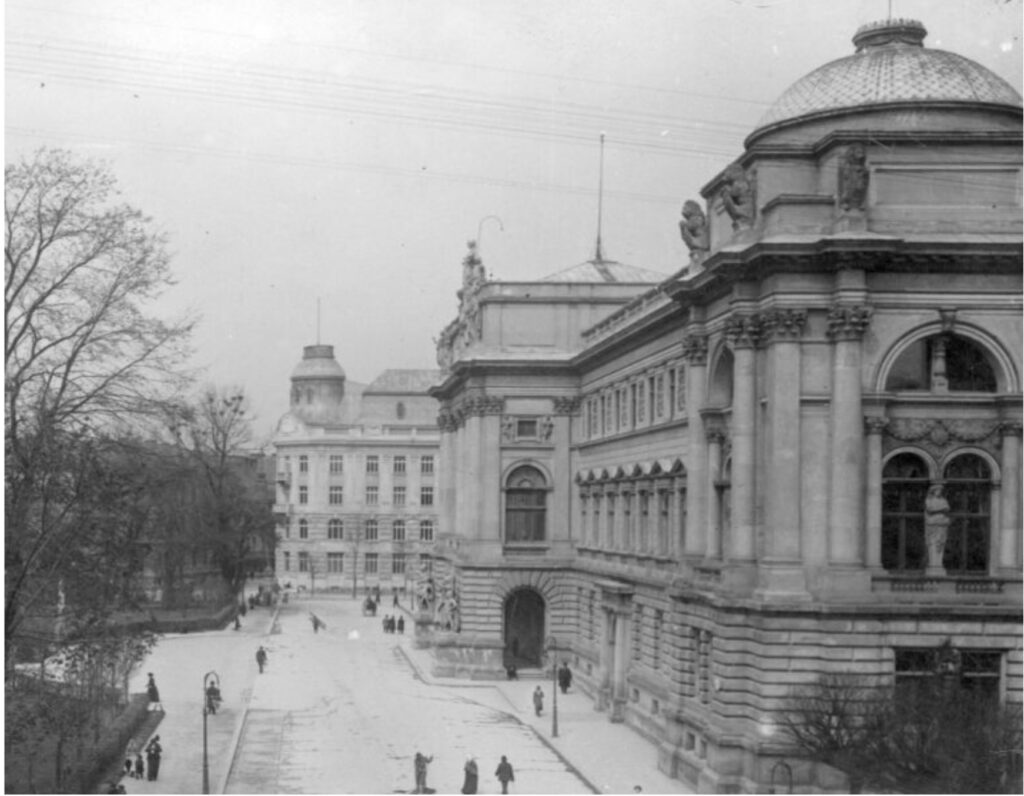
[
  {"xmin": 382, "ymin": 613, "xmax": 404, "ymax": 634},
  {"xmin": 413, "ymin": 752, "xmax": 515, "ymax": 795}
]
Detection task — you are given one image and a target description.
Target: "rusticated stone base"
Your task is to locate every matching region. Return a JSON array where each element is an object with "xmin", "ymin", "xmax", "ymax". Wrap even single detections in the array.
[{"xmin": 425, "ymin": 631, "xmax": 507, "ymax": 680}]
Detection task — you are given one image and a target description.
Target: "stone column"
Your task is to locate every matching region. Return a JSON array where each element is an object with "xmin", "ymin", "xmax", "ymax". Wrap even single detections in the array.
[
  {"xmin": 724, "ymin": 315, "xmax": 760, "ymax": 562},
  {"xmin": 611, "ymin": 609, "xmax": 629, "ymax": 722},
  {"xmin": 998, "ymin": 421, "xmax": 1022, "ymax": 571},
  {"xmin": 864, "ymin": 416, "xmax": 888, "ymax": 569},
  {"xmin": 701, "ymin": 411, "xmax": 726, "ymax": 560},
  {"xmin": 826, "ymin": 305, "xmax": 872, "ymax": 569},
  {"xmin": 761, "ymin": 310, "xmax": 806, "ymax": 561},
  {"xmin": 683, "ymin": 334, "xmax": 708, "ymax": 557}
]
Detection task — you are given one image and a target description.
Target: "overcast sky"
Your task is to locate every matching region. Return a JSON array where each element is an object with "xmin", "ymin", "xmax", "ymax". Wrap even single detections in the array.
[{"xmin": 7, "ymin": 0, "xmax": 1022, "ymax": 438}]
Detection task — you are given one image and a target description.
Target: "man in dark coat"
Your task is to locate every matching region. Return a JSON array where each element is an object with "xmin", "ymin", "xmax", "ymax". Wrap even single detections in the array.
[
  {"xmin": 256, "ymin": 645, "xmax": 268, "ymax": 673},
  {"xmin": 495, "ymin": 756, "xmax": 514, "ymax": 794},
  {"xmin": 558, "ymin": 662, "xmax": 572, "ymax": 694}
]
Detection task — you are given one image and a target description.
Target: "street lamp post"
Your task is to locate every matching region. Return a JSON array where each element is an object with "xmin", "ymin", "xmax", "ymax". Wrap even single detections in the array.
[
  {"xmin": 202, "ymin": 670, "xmax": 220, "ymax": 794},
  {"xmin": 546, "ymin": 635, "xmax": 559, "ymax": 738}
]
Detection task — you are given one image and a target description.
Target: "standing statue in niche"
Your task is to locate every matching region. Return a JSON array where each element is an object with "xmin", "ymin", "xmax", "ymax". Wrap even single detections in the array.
[
  {"xmin": 924, "ymin": 484, "xmax": 951, "ymax": 574},
  {"xmin": 678, "ymin": 200, "xmax": 709, "ymax": 266},
  {"xmin": 838, "ymin": 144, "xmax": 870, "ymax": 212},
  {"xmin": 719, "ymin": 164, "xmax": 755, "ymax": 231}
]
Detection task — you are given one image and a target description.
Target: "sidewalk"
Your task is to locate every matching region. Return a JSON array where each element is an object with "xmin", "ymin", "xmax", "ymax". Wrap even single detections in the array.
[
  {"xmin": 97, "ymin": 605, "xmax": 278, "ymax": 795},
  {"xmin": 395, "ymin": 636, "xmax": 690, "ymax": 795}
]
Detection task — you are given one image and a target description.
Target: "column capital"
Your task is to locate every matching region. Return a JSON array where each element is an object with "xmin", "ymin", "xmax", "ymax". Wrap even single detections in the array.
[
  {"xmin": 552, "ymin": 396, "xmax": 581, "ymax": 416},
  {"xmin": 759, "ymin": 308, "xmax": 807, "ymax": 342},
  {"xmin": 864, "ymin": 416, "xmax": 889, "ymax": 435},
  {"xmin": 437, "ymin": 405, "xmax": 460, "ymax": 432},
  {"xmin": 826, "ymin": 304, "xmax": 872, "ymax": 341},
  {"xmin": 681, "ymin": 334, "xmax": 709, "ymax": 365},
  {"xmin": 462, "ymin": 394, "xmax": 505, "ymax": 417},
  {"xmin": 999, "ymin": 420, "xmax": 1023, "ymax": 438},
  {"xmin": 724, "ymin": 314, "xmax": 762, "ymax": 349}
]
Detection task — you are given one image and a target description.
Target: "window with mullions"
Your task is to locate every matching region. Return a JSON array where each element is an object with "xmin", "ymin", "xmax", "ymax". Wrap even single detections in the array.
[
  {"xmin": 895, "ymin": 647, "xmax": 1002, "ymax": 708},
  {"xmin": 943, "ymin": 454, "xmax": 992, "ymax": 574},
  {"xmin": 419, "ymin": 520, "xmax": 434, "ymax": 541},
  {"xmin": 328, "ymin": 519, "xmax": 344, "ymax": 540},
  {"xmin": 392, "ymin": 520, "xmax": 406, "ymax": 541},
  {"xmin": 882, "ymin": 453, "xmax": 929, "ymax": 571},
  {"xmin": 327, "ymin": 552, "xmax": 344, "ymax": 573},
  {"xmin": 886, "ymin": 334, "xmax": 997, "ymax": 392},
  {"xmin": 364, "ymin": 519, "xmax": 378, "ymax": 541},
  {"xmin": 329, "ymin": 455, "xmax": 344, "ymax": 474},
  {"xmin": 505, "ymin": 465, "xmax": 547, "ymax": 543},
  {"xmin": 299, "ymin": 519, "xmax": 309, "ymax": 539}
]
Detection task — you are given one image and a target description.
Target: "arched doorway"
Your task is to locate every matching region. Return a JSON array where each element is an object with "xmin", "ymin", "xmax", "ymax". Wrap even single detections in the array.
[{"xmin": 503, "ymin": 588, "xmax": 545, "ymax": 668}]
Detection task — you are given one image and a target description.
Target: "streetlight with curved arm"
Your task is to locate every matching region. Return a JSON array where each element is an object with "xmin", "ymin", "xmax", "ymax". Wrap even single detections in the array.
[{"xmin": 202, "ymin": 670, "xmax": 220, "ymax": 794}]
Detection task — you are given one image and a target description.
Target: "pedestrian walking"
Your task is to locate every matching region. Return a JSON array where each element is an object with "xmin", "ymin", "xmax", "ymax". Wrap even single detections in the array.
[
  {"xmin": 532, "ymin": 686, "xmax": 544, "ymax": 716},
  {"xmin": 205, "ymin": 681, "xmax": 222, "ymax": 714},
  {"xmin": 122, "ymin": 757, "xmax": 132, "ymax": 778},
  {"xmin": 145, "ymin": 736, "xmax": 162, "ymax": 781},
  {"xmin": 495, "ymin": 755, "xmax": 515, "ymax": 794},
  {"xmin": 397, "ymin": 615, "xmax": 405, "ymax": 634},
  {"xmin": 383, "ymin": 614, "xmax": 390, "ymax": 633},
  {"xmin": 256, "ymin": 645, "xmax": 268, "ymax": 673},
  {"xmin": 558, "ymin": 662, "xmax": 573, "ymax": 694},
  {"xmin": 461, "ymin": 757, "xmax": 478, "ymax": 794},
  {"xmin": 146, "ymin": 673, "xmax": 163, "ymax": 712},
  {"xmin": 393, "ymin": 591, "xmax": 400, "ymax": 608},
  {"xmin": 413, "ymin": 751, "xmax": 433, "ymax": 793},
  {"xmin": 134, "ymin": 752, "xmax": 144, "ymax": 780}
]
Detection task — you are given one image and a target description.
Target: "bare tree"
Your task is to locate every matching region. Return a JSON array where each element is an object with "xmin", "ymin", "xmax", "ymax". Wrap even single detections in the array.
[
  {"xmin": 5, "ymin": 147, "xmax": 193, "ymax": 655},
  {"xmin": 167, "ymin": 386, "xmax": 275, "ymax": 597}
]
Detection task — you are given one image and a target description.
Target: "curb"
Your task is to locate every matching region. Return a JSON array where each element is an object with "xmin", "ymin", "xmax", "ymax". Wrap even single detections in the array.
[
  {"xmin": 217, "ymin": 602, "xmax": 283, "ymax": 794},
  {"xmin": 394, "ymin": 645, "xmax": 601, "ymax": 795}
]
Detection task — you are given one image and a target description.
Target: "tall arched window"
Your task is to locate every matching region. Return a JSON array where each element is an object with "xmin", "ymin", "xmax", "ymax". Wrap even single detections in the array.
[
  {"xmin": 943, "ymin": 454, "xmax": 992, "ymax": 574},
  {"xmin": 299, "ymin": 518, "xmax": 309, "ymax": 540},
  {"xmin": 882, "ymin": 453, "xmax": 929, "ymax": 571},
  {"xmin": 328, "ymin": 519, "xmax": 344, "ymax": 540},
  {"xmin": 505, "ymin": 465, "xmax": 547, "ymax": 543},
  {"xmin": 885, "ymin": 334, "xmax": 997, "ymax": 393}
]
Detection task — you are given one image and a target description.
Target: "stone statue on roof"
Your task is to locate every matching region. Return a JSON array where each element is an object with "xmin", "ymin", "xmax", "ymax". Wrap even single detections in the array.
[
  {"xmin": 679, "ymin": 200, "xmax": 710, "ymax": 266},
  {"xmin": 720, "ymin": 163, "xmax": 756, "ymax": 231}
]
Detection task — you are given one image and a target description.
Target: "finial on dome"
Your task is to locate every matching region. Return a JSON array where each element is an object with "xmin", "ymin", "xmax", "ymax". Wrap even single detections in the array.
[{"xmin": 853, "ymin": 18, "xmax": 927, "ymax": 52}]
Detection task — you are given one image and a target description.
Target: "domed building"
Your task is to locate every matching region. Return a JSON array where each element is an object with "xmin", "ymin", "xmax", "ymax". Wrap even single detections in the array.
[
  {"xmin": 273, "ymin": 344, "xmax": 442, "ymax": 600},
  {"xmin": 429, "ymin": 18, "xmax": 1021, "ymax": 793}
]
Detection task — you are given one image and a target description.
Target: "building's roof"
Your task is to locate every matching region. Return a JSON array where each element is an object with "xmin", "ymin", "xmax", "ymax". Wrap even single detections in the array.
[
  {"xmin": 291, "ymin": 344, "xmax": 346, "ymax": 381},
  {"xmin": 540, "ymin": 258, "xmax": 667, "ymax": 284},
  {"xmin": 750, "ymin": 18, "xmax": 1022, "ymax": 140},
  {"xmin": 364, "ymin": 369, "xmax": 441, "ymax": 394}
]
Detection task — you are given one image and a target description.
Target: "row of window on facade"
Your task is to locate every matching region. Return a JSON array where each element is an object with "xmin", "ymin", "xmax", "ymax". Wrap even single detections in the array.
[
  {"xmin": 579, "ymin": 479, "xmax": 686, "ymax": 558},
  {"xmin": 584, "ymin": 362, "xmax": 686, "ymax": 441},
  {"xmin": 574, "ymin": 587, "xmax": 1003, "ymax": 705},
  {"xmin": 292, "ymin": 484, "xmax": 435, "ymax": 506},
  {"xmin": 285, "ymin": 517, "xmax": 435, "ymax": 542},
  {"xmin": 287, "ymin": 453, "xmax": 435, "ymax": 476},
  {"xmin": 282, "ymin": 550, "xmax": 431, "ymax": 575}
]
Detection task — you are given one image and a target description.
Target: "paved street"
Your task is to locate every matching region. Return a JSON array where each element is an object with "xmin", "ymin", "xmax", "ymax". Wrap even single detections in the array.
[{"xmin": 113, "ymin": 595, "xmax": 690, "ymax": 795}]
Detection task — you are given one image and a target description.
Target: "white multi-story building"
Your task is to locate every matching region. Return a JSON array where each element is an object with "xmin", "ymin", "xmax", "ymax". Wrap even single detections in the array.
[{"xmin": 273, "ymin": 344, "xmax": 440, "ymax": 598}]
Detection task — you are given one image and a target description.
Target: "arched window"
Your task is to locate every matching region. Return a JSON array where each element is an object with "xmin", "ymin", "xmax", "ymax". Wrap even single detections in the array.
[
  {"xmin": 943, "ymin": 454, "xmax": 992, "ymax": 574},
  {"xmin": 328, "ymin": 519, "xmax": 343, "ymax": 540},
  {"xmin": 882, "ymin": 453, "xmax": 929, "ymax": 571},
  {"xmin": 886, "ymin": 334, "xmax": 997, "ymax": 392},
  {"xmin": 299, "ymin": 518, "xmax": 309, "ymax": 540},
  {"xmin": 505, "ymin": 465, "xmax": 547, "ymax": 543}
]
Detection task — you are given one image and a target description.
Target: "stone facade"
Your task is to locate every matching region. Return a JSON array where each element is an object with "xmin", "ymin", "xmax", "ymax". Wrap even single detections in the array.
[
  {"xmin": 427, "ymin": 18, "xmax": 1022, "ymax": 793},
  {"xmin": 273, "ymin": 345, "xmax": 442, "ymax": 598}
]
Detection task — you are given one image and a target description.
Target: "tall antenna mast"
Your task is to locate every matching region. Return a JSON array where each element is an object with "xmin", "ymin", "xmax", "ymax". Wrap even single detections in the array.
[{"xmin": 595, "ymin": 132, "xmax": 606, "ymax": 262}]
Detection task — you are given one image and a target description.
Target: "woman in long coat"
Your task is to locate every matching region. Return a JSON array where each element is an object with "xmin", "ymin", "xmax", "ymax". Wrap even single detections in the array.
[{"xmin": 462, "ymin": 757, "xmax": 478, "ymax": 794}]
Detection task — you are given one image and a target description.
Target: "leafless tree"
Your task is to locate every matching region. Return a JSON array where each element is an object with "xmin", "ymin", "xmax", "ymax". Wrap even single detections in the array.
[{"xmin": 5, "ymin": 147, "xmax": 193, "ymax": 656}]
